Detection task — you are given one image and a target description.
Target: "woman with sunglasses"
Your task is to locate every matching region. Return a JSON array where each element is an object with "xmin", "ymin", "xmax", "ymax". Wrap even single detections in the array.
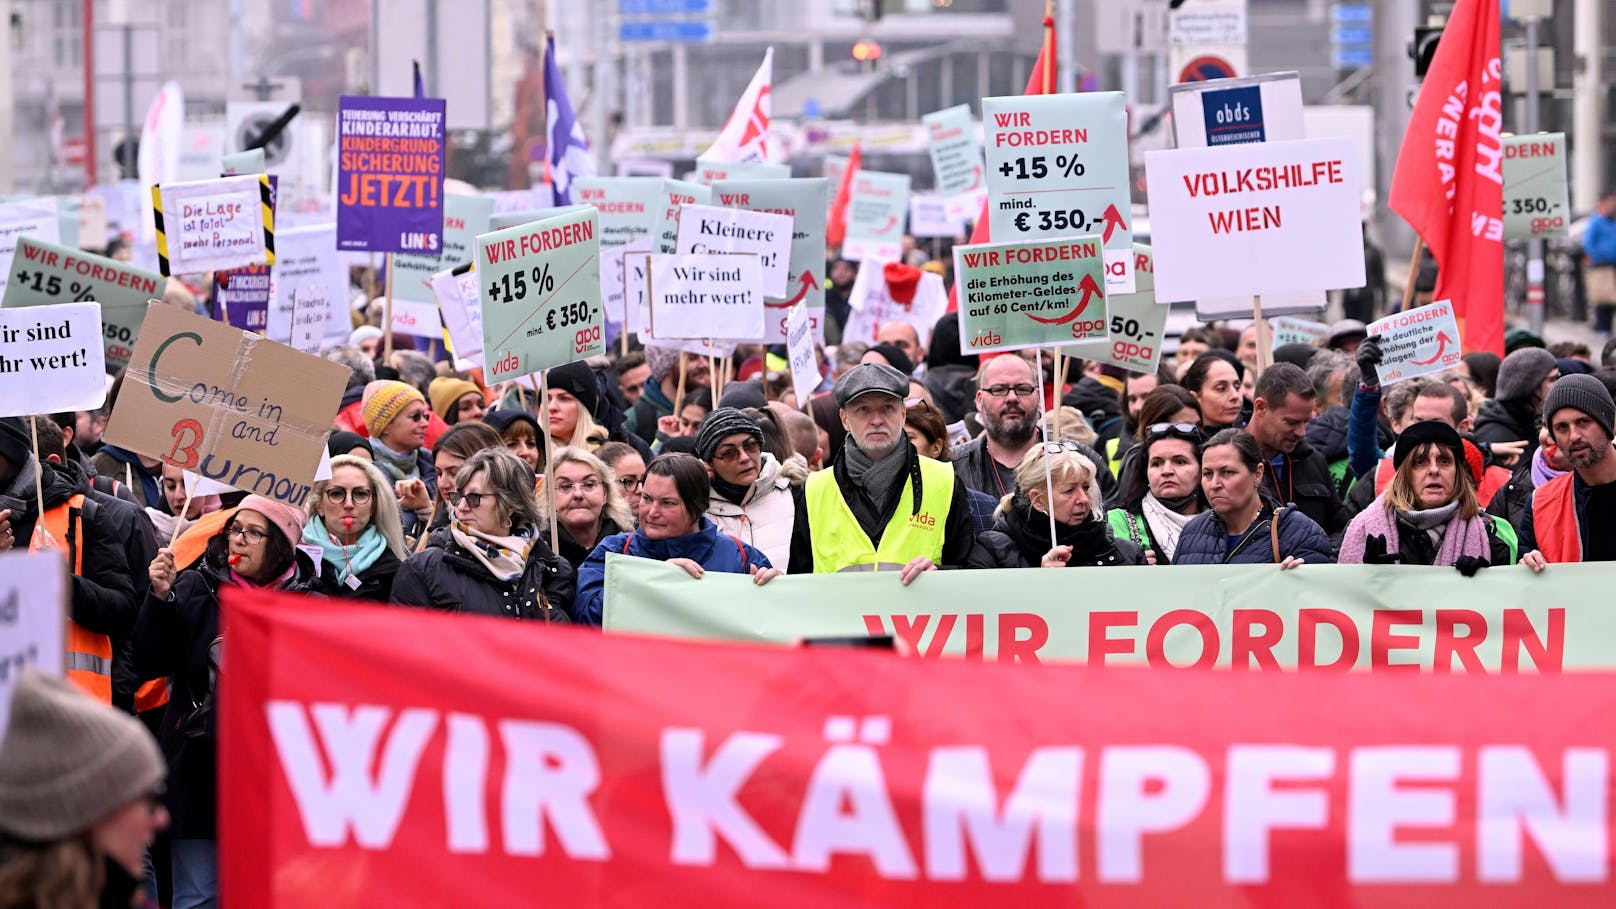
[
  {"xmin": 693, "ymin": 408, "xmax": 806, "ymax": 569},
  {"xmin": 362, "ymin": 381, "xmax": 439, "ymax": 537},
  {"xmin": 391, "ymin": 449, "xmax": 573, "ymax": 622},
  {"xmin": 968, "ymin": 441, "xmax": 1145, "ymax": 569},
  {"xmin": 304, "ymin": 455, "xmax": 409, "ymax": 601},
  {"xmin": 539, "ymin": 446, "xmax": 637, "ymax": 571},
  {"xmin": 137, "ymin": 495, "xmax": 317, "ymax": 906},
  {"xmin": 428, "ymin": 421, "xmax": 506, "ymax": 533},
  {"xmin": 1172, "ymin": 429, "xmax": 1332, "ymax": 566},
  {"xmin": 1108, "ymin": 422, "xmax": 1207, "ymax": 565}
]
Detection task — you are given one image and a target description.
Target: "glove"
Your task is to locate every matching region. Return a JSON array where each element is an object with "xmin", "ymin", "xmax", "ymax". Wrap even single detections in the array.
[
  {"xmin": 1361, "ymin": 534, "xmax": 1401, "ymax": 565},
  {"xmin": 1454, "ymin": 555, "xmax": 1489, "ymax": 577},
  {"xmin": 1355, "ymin": 335, "xmax": 1384, "ymax": 388}
]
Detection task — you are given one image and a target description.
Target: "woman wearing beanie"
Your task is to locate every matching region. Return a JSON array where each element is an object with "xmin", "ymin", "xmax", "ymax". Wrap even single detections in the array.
[
  {"xmin": 134, "ymin": 495, "xmax": 317, "ymax": 908},
  {"xmin": 1340, "ymin": 421, "xmax": 1516, "ymax": 571},
  {"xmin": 695, "ymin": 407, "xmax": 806, "ymax": 569},
  {"xmin": 1473, "ymin": 347, "xmax": 1559, "ymax": 461},
  {"xmin": 544, "ymin": 361, "xmax": 610, "ymax": 451},
  {"xmin": 427, "ymin": 376, "xmax": 486, "ymax": 426},
  {"xmin": 325, "ymin": 430, "xmax": 373, "ymax": 462},
  {"xmin": 362, "ymin": 379, "xmax": 439, "ymax": 536},
  {"xmin": 482, "ymin": 410, "xmax": 544, "ymax": 474},
  {"xmin": 304, "ymin": 455, "xmax": 408, "ymax": 600},
  {"xmin": 391, "ymin": 448, "xmax": 574, "ymax": 621},
  {"xmin": 0, "ymin": 671, "xmax": 168, "ymax": 909},
  {"xmin": 968, "ymin": 443, "xmax": 1145, "ymax": 569}
]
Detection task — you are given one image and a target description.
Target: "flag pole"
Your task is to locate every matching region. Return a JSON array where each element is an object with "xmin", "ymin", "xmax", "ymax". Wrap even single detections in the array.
[
  {"xmin": 1254, "ymin": 295, "xmax": 1273, "ymax": 373},
  {"xmin": 1399, "ymin": 237, "xmax": 1426, "ymax": 312}
]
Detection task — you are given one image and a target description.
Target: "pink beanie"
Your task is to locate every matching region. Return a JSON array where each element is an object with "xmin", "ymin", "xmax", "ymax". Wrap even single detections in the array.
[{"xmin": 234, "ymin": 495, "xmax": 308, "ymax": 550}]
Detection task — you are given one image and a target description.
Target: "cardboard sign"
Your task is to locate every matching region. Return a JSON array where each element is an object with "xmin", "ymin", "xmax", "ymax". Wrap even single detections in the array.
[
  {"xmin": 908, "ymin": 194, "xmax": 966, "ymax": 239},
  {"xmin": 1144, "ymin": 136, "xmax": 1366, "ymax": 303},
  {"xmin": 289, "ymin": 286, "xmax": 329, "ymax": 355},
  {"xmin": 335, "ymin": 95, "xmax": 448, "ymax": 253},
  {"xmin": 1063, "ymin": 244, "xmax": 1167, "ymax": 375},
  {"xmin": 391, "ymin": 193, "xmax": 495, "ymax": 303},
  {"xmin": 1502, "ymin": 133, "xmax": 1569, "ymax": 240},
  {"xmin": 843, "ymin": 264, "xmax": 948, "ymax": 349},
  {"xmin": 692, "ymin": 160, "xmax": 790, "ymax": 185},
  {"xmin": 212, "ymin": 264, "xmax": 273, "ymax": 332},
  {"xmin": 476, "ymin": 208, "xmax": 604, "ymax": 382},
  {"xmin": 1368, "ymin": 300, "xmax": 1462, "ymax": 385},
  {"xmin": 1269, "ymin": 316, "xmax": 1329, "ymax": 350},
  {"xmin": 103, "ymin": 304, "xmax": 349, "ymax": 510},
  {"xmin": 954, "ymin": 236, "xmax": 1109, "ymax": 352},
  {"xmin": 0, "ymin": 198, "xmax": 63, "ymax": 299},
  {"xmin": 713, "ymin": 178, "xmax": 829, "ymax": 342},
  {"xmin": 0, "ymin": 551, "xmax": 66, "ymax": 748},
  {"xmin": 922, "ymin": 103, "xmax": 987, "ymax": 218},
  {"xmin": 152, "ymin": 175, "xmax": 273, "ymax": 275},
  {"xmin": 269, "ymin": 224, "xmax": 349, "ymax": 349},
  {"xmin": 842, "ymin": 170, "xmax": 911, "ymax": 263},
  {"xmin": 602, "ymin": 237, "xmax": 654, "ymax": 326},
  {"xmin": 674, "ymin": 203, "xmax": 792, "ymax": 298},
  {"xmin": 647, "ymin": 253, "xmax": 764, "ymax": 341},
  {"xmin": 432, "ymin": 265, "xmax": 483, "ymax": 366},
  {"xmin": 983, "ymin": 91, "xmax": 1135, "ymax": 294},
  {"xmin": 652, "ymin": 179, "xmax": 712, "ymax": 254},
  {"xmin": 2, "ymin": 237, "xmax": 164, "ymax": 373},
  {"xmin": 784, "ymin": 301, "xmax": 821, "ymax": 406},
  {"xmin": 0, "ymin": 303, "xmax": 108, "ymax": 416}
]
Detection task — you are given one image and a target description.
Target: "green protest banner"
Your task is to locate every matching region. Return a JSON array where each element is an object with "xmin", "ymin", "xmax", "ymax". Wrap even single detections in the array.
[
  {"xmin": 2, "ymin": 237, "xmax": 166, "ymax": 373},
  {"xmin": 605, "ymin": 556, "xmax": 1611, "ymax": 673},
  {"xmin": 954, "ymin": 235, "xmax": 1108, "ymax": 353},
  {"xmin": 1502, "ymin": 132, "xmax": 1569, "ymax": 240},
  {"xmin": 392, "ymin": 193, "xmax": 495, "ymax": 303},
  {"xmin": 1063, "ymin": 243, "xmax": 1166, "ymax": 374},
  {"xmin": 573, "ymin": 176, "xmax": 663, "ymax": 247},
  {"xmin": 476, "ymin": 207, "xmax": 604, "ymax": 382},
  {"xmin": 652, "ymin": 179, "xmax": 712, "ymax": 254},
  {"xmin": 713, "ymin": 177, "xmax": 828, "ymax": 343},
  {"xmin": 922, "ymin": 103, "xmax": 986, "ymax": 219},
  {"xmin": 693, "ymin": 160, "xmax": 790, "ymax": 185},
  {"xmin": 489, "ymin": 204, "xmax": 591, "ymax": 232},
  {"xmin": 842, "ymin": 170, "xmax": 910, "ymax": 263}
]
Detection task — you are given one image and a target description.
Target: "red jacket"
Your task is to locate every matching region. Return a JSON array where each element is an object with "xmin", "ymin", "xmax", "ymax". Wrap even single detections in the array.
[{"xmin": 334, "ymin": 400, "xmax": 449, "ymax": 451}]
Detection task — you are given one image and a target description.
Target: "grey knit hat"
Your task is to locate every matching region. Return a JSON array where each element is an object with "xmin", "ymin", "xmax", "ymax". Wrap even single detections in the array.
[
  {"xmin": 1495, "ymin": 347, "xmax": 1557, "ymax": 403},
  {"xmin": 694, "ymin": 407, "xmax": 763, "ymax": 463},
  {"xmin": 0, "ymin": 670, "xmax": 165, "ymax": 841},
  {"xmin": 1543, "ymin": 373, "xmax": 1616, "ymax": 440}
]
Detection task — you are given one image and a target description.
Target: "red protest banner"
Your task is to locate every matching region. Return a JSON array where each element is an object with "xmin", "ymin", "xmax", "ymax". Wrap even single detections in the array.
[{"xmin": 221, "ymin": 588, "xmax": 1615, "ymax": 908}]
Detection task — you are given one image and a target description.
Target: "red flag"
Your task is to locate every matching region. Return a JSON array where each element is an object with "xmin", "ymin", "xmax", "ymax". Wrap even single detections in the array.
[
  {"xmin": 947, "ymin": 9, "xmax": 1058, "ymax": 313},
  {"xmin": 1388, "ymin": 0, "xmax": 1504, "ymax": 354},
  {"xmin": 826, "ymin": 142, "xmax": 862, "ymax": 248}
]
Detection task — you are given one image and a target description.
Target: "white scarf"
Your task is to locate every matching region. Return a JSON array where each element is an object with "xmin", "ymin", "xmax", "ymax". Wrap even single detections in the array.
[{"xmin": 1141, "ymin": 493, "xmax": 1196, "ymax": 561}]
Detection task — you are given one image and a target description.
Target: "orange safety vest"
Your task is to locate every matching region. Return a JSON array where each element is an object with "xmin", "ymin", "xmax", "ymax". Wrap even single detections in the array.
[
  {"xmin": 30, "ymin": 495, "xmax": 113, "ymax": 703},
  {"xmin": 1531, "ymin": 473, "xmax": 1582, "ymax": 563},
  {"xmin": 1373, "ymin": 457, "xmax": 1511, "ymax": 508}
]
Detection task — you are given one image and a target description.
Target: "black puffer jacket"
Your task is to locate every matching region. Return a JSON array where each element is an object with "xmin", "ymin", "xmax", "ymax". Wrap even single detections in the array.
[
  {"xmin": 951, "ymin": 434, "xmax": 1118, "ymax": 505},
  {"xmin": 923, "ymin": 363, "xmax": 977, "ymax": 424},
  {"xmin": 391, "ymin": 526, "xmax": 573, "ymax": 622},
  {"xmin": 1306, "ymin": 406, "xmax": 1351, "ymax": 498},
  {"xmin": 1473, "ymin": 397, "xmax": 1539, "ymax": 454},
  {"xmin": 308, "ymin": 547, "xmax": 404, "ymax": 602},
  {"xmin": 1062, "ymin": 377, "xmax": 1124, "ymax": 447},
  {"xmin": 968, "ymin": 499, "xmax": 1144, "ymax": 568},
  {"xmin": 1173, "ymin": 504, "xmax": 1333, "ymax": 565}
]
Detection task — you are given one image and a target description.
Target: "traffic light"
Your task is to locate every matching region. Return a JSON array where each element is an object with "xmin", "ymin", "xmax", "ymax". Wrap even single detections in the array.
[
  {"xmin": 1411, "ymin": 26, "xmax": 1443, "ymax": 77},
  {"xmin": 852, "ymin": 39, "xmax": 883, "ymax": 70}
]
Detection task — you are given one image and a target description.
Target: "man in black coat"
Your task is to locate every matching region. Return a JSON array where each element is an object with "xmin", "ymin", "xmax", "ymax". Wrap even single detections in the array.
[{"xmin": 1246, "ymin": 364, "xmax": 1351, "ymax": 549}]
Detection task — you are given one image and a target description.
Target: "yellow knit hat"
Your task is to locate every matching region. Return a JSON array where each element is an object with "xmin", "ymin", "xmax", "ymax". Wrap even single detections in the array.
[
  {"xmin": 362, "ymin": 380, "xmax": 426, "ymax": 437},
  {"xmin": 428, "ymin": 376, "xmax": 482, "ymax": 422}
]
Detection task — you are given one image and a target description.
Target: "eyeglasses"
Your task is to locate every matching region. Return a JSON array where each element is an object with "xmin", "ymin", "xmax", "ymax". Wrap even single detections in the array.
[
  {"xmin": 448, "ymin": 491, "xmax": 489, "ymax": 509},
  {"xmin": 405, "ymin": 409, "xmax": 432, "ymax": 422},
  {"xmin": 1042, "ymin": 439, "xmax": 1087, "ymax": 454},
  {"xmin": 1146, "ymin": 422, "xmax": 1203, "ymax": 442},
  {"xmin": 618, "ymin": 476, "xmax": 642, "ymax": 492},
  {"xmin": 982, "ymin": 384, "xmax": 1037, "ymax": 398},
  {"xmin": 712, "ymin": 438, "xmax": 762, "ymax": 462},
  {"xmin": 323, "ymin": 486, "xmax": 373, "ymax": 505},
  {"xmin": 556, "ymin": 480, "xmax": 601, "ymax": 495},
  {"xmin": 225, "ymin": 525, "xmax": 268, "ymax": 543},
  {"xmin": 904, "ymin": 397, "xmax": 935, "ymax": 411}
]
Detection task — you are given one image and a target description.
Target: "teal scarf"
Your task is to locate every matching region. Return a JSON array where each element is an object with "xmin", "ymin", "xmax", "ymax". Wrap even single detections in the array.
[
  {"xmin": 302, "ymin": 516, "xmax": 389, "ymax": 584},
  {"xmin": 369, "ymin": 438, "xmax": 421, "ymax": 482}
]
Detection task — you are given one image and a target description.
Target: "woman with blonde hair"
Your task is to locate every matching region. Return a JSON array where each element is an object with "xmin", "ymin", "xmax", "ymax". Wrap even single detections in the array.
[
  {"xmin": 538, "ymin": 446, "xmax": 637, "ymax": 570},
  {"xmin": 1339, "ymin": 420, "xmax": 1515, "ymax": 570},
  {"xmin": 968, "ymin": 441, "xmax": 1145, "ymax": 568},
  {"xmin": 304, "ymin": 454, "xmax": 409, "ymax": 600},
  {"xmin": 545, "ymin": 361, "xmax": 612, "ymax": 450}
]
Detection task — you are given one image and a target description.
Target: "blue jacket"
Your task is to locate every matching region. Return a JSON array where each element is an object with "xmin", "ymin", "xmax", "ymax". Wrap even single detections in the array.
[
  {"xmin": 1346, "ymin": 382, "xmax": 1383, "ymax": 481},
  {"xmin": 1585, "ymin": 213, "xmax": 1616, "ymax": 266},
  {"xmin": 575, "ymin": 517, "xmax": 771, "ymax": 626},
  {"xmin": 1172, "ymin": 504, "xmax": 1333, "ymax": 565}
]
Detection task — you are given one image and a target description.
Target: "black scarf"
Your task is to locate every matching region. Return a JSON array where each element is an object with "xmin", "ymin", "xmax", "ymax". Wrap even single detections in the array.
[
  {"xmin": 1001, "ymin": 497, "xmax": 1111, "ymax": 564},
  {"xmin": 709, "ymin": 473, "xmax": 752, "ymax": 507}
]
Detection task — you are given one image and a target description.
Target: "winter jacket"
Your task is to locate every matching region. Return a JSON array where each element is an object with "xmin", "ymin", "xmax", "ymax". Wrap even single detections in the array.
[
  {"xmin": 308, "ymin": 546, "xmax": 403, "ymax": 602},
  {"xmin": 950, "ymin": 434, "xmax": 1118, "ymax": 505},
  {"xmin": 1473, "ymin": 397, "xmax": 1539, "ymax": 457},
  {"xmin": 1341, "ymin": 501, "xmax": 1516, "ymax": 567},
  {"xmin": 705, "ymin": 453, "xmax": 805, "ymax": 570},
  {"xmin": 392, "ymin": 526, "xmax": 574, "ymax": 622},
  {"xmin": 1172, "ymin": 504, "xmax": 1333, "ymax": 565},
  {"xmin": 968, "ymin": 500, "xmax": 1144, "ymax": 568},
  {"xmin": 1306, "ymin": 405, "xmax": 1354, "ymax": 497},
  {"xmin": 1485, "ymin": 462, "xmax": 1534, "ymax": 538},
  {"xmin": 923, "ymin": 363, "xmax": 977, "ymax": 424},
  {"xmin": 91, "ymin": 445, "xmax": 163, "ymax": 509},
  {"xmin": 1062, "ymin": 377, "xmax": 1124, "ymax": 449},
  {"xmin": 1261, "ymin": 439, "xmax": 1352, "ymax": 549},
  {"xmin": 576, "ymin": 517, "xmax": 772, "ymax": 626},
  {"xmin": 132, "ymin": 549, "xmax": 320, "ymax": 839},
  {"xmin": 544, "ymin": 517, "xmax": 626, "ymax": 573},
  {"xmin": 623, "ymin": 380, "xmax": 676, "ymax": 447}
]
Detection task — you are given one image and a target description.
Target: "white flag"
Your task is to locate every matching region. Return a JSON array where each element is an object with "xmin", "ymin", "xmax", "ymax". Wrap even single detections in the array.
[{"xmin": 699, "ymin": 48, "xmax": 772, "ymax": 165}]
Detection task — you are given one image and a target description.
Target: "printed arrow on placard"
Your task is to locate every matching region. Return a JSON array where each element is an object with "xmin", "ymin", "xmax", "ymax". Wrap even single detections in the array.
[
  {"xmin": 1101, "ymin": 204, "xmax": 1127, "ymax": 244},
  {"xmin": 767, "ymin": 270, "xmax": 816, "ymax": 308},
  {"xmin": 965, "ymin": 163, "xmax": 983, "ymax": 191},
  {"xmin": 872, "ymin": 215, "xmax": 900, "ymax": 234},
  {"xmin": 1410, "ymin": 330, "xmax": 1455, "ymax": 366},
  {"xmin": 1027, "ymin": 273, "xmax": 1102, "ymax": 325}
]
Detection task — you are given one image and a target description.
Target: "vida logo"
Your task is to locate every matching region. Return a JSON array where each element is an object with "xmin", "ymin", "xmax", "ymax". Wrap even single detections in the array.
[{"xmin": 909, "ymin": 511, "xmax": 937, "ymax": 528}]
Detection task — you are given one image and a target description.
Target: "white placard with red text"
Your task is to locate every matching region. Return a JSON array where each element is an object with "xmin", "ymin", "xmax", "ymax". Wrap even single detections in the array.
[{"xmin": 1368, "ymin": 300, "xmax": 1462, "ymax": 385}]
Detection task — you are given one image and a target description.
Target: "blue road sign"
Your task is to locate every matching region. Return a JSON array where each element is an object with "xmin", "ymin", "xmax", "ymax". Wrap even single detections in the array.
[
  {"xmin": 620, "ymin": 0, "xmax": 712, "ymax": 14},
  {"xmin": 619, "ymin": 19, "xmax": 715, "ymax": 42},
  {"xmin": 1332, "ymin": 46, "xmax": 1374, "ymax": 68}
]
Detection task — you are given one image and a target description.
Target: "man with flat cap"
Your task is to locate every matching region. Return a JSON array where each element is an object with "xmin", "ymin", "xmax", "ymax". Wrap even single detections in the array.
[{"xmin": 788, "ymin": 362, "xmax": 973, "ymax": 583}]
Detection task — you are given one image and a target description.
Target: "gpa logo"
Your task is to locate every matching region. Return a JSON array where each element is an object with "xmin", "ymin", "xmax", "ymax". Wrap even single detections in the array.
[{"xmin": 909, "ymin": 511, "xmax": 937, "ymax": 529}]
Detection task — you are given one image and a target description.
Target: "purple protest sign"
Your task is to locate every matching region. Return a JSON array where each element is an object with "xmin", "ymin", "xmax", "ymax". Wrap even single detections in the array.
[
  {"xmin": 336, "ymin": 95, "xmax": 447, "ymax": 254},
  {"xmin": 211, "ymin": 264, "xmax": 273, "ymax": 332}
]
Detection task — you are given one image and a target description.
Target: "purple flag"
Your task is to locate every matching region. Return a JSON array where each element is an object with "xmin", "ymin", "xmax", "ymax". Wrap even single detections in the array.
[
  {"xmin": 544, "ymin": 35, "xmax": 595, "ymax": 206},
  {"xmin": 335, "ymin": 95, "xmax": 446, "ymax": 253}
]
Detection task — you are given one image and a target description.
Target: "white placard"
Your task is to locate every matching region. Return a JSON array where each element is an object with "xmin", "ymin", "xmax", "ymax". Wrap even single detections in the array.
[
  {"xmin": 271, "ymin": 223, "xmax": 349, "ymax": 347},
  {"xmin": 674, "ymin": 204, "xmax": 793, "ymax": 297},
  {"xmin": 842, "ymin": 264, "xmax": 949, "ymax": 349},
  {"xmin": 183, "ymin": 471, "xmax": 235, "ymax": 497},
  {"xmin": 0, "ymin": 550, "xmax": 67, "ymax": 748},
  {"xmin": 626, "ymin": 252, "xmax": 650, "ymax": 338},
  {"xmin": 0, "ymin": 199, "xmax": 63, "ymax": 299},
  {"xmin": 908, "ymin": 195, "xmax": 965, "ymax": 239},
  {"xmin": 603, "ymin": 236, "xmax": 654, "ymax": 325},
  {"xmin": 0, "ymin": 303, "xmax": 108, "ymax": 417},
  {"xmin": 1368, "ymin": 300, "xmax": 1462, "ymax": 385},
  {"xmin": 785, "ymin": 302, "xmax": 821, "ymax": 406},
  {"xmin": 388, "ymin": 297, "xmax": 444, "ymax": 339},
  {"xmin": 1269, "ymin": 316, "xmax": 1329, "ymax": 350},
  {"xmin": 432, "ymin": 266, "xmax": 483, "ymax": 366},
  {"xmin": 1144, "ymin": 136, "xmax": 1365, "ymax": 304},
  {"xmin": 155, "ymin": 175, "xmax": 270, "ymax": 274},
  {"xmin": 290, "ymin": 286, "xmax": 329, "ymax": 355},
  {"xmin": 647, "ymin": 253, "xmax": 764, "ymax": 341}
]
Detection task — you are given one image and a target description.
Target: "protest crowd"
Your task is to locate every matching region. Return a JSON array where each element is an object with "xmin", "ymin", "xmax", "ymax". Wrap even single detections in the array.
[{"xmin": 2, "ymin": 1, "xmax": 1614, "ymax": 906}]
